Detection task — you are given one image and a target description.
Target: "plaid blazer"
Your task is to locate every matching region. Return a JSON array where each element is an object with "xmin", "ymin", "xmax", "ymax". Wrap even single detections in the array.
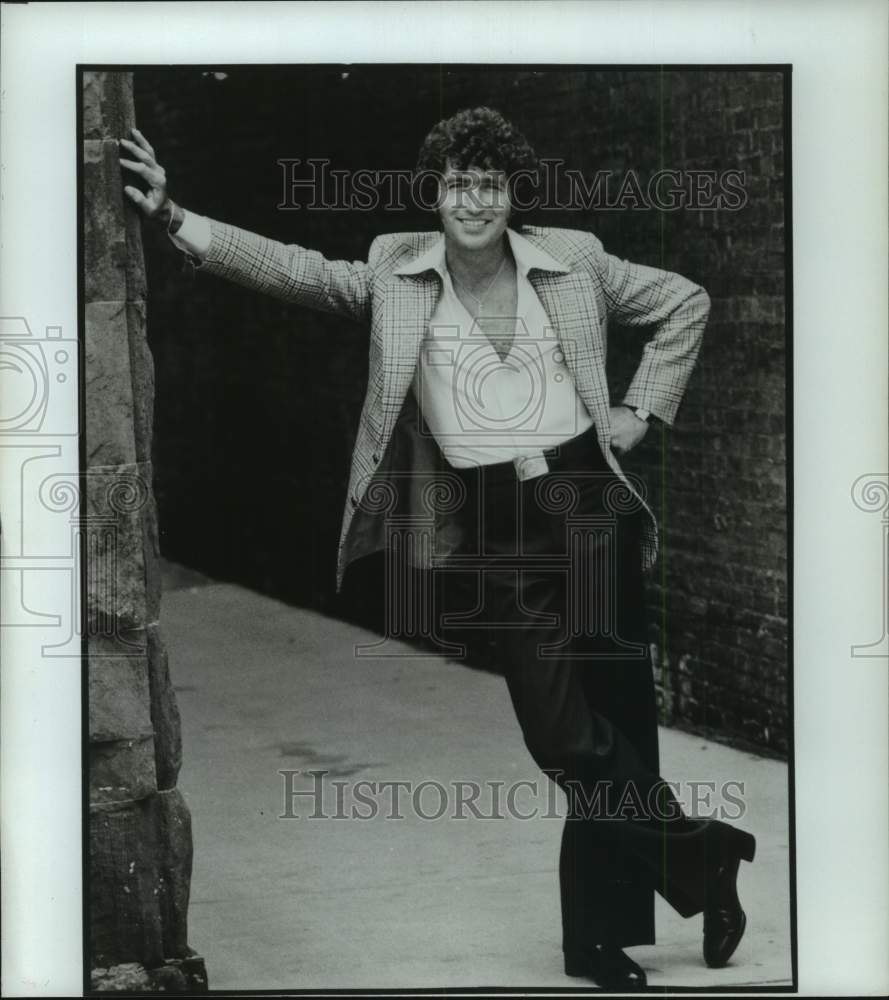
[{"xmin": 197, "ymin": 221, "xmax": 709, "ymax": 589}]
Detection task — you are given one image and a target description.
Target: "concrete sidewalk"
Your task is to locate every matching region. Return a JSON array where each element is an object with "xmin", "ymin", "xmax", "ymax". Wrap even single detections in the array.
[{"xmin": 160, "ymin": 571, "xmax": 793, "ymax": 991}]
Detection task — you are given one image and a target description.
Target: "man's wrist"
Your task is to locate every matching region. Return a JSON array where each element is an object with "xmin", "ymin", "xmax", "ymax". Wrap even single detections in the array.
[
  {"xmin": 155, "ymin": 199, "xmax": 185, "ymax": 234},
  {"xmin": 624, "ymin": 405, "xmax": 653, "ymax": 424},
  {"xmin": 168, "ymin": 201, "xmax": 185, "ymax": 235}
]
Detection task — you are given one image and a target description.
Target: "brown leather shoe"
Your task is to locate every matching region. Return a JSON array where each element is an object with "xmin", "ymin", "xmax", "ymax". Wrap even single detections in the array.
[{"xmin": 703, "ymin": 822, "xmax": 756, "ymax": 968}]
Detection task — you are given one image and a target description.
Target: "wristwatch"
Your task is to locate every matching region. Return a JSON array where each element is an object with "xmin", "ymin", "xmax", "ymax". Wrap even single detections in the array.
[{"xmin": 626, "ymin": 406, "xmax": 652, "ymax": 423}]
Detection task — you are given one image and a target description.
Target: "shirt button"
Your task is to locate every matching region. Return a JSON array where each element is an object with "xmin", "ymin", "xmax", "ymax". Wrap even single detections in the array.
[
  {"xmin": 372, "ymin": 452, "xmax": 380, "ymax": 464},
  {"xmin": 350, "ymin": 496, "xmax": 359, "ymax": 508}
]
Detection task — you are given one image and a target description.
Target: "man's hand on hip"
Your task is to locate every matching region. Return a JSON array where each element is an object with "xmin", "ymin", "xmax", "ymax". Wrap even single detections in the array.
[{"xmin": 608, "ymin": 405, "xmax": 650, "ymax": 455}]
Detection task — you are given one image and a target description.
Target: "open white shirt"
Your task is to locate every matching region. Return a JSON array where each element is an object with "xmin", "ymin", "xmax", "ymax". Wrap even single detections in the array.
[{"xmin": 409, "ymin": 229, "xmax": 594, "ymax": 468}]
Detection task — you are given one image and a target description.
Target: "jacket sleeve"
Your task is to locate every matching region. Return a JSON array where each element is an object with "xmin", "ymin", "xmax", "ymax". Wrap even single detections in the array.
[
  {"xmin": 190, "ymin": 217, "xmax": 371, "ymax": 323},
  {"xmin": 584, "ymin": 233, "xmax": 710, "ymax": 427}
]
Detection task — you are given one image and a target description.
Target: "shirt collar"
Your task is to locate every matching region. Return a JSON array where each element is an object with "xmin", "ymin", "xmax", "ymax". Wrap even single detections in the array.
[{"xmin": 393, "ymin": 228, "xmax": 570, "ymax": 277}]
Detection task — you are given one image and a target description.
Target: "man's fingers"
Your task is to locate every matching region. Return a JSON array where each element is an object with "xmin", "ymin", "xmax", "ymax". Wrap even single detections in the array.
[
  {"xmin": 610, "ymin": 430, "xmax": 637, "ymax": 455},
  {"xmin": 129, "ymin": 127, "xmax": 156, "ymax": 159},
  {"xmin": 120, "ymin": 160, "xmax": 165, "ymax": 190},
  {"xmin": 120, "ymin": 138, "xmax": 153, "ymax": 165},
  {"xmin": 123, "ymin": 185, "xmax": 148, "ymax": 210},
  {"xmin": 609, "ymin": 424, "xmax": 647, "ymax": 458},
  {"xmin": 120, "ymin": 158, "xmax": 149, "ymax": 177}
]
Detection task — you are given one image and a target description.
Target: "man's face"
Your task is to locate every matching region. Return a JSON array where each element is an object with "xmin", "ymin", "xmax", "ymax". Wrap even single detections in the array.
[{"xmin": 438, "ymin": 163, "xmax": 512, "ymax": 253}]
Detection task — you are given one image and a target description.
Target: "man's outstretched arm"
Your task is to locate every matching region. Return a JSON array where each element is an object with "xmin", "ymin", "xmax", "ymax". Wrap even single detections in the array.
[{"xmin": 119, "ymin": 128, "xmax": 370, "ymax": 323}]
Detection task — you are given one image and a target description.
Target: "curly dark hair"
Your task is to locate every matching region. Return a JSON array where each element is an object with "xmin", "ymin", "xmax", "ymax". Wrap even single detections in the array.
[
  {"xmin": 415, "ymin": 107, "xmax": 540, "ymax": 226},
  {"xmin": 416, "ymin": 106, "xmax": 539, "ymax": 177}
]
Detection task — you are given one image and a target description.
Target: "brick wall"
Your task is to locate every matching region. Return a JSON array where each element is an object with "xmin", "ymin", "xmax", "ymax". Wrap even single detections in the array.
[{"xmin": 134, "ymin": 67, "xmax": 788, "ymax": 756}]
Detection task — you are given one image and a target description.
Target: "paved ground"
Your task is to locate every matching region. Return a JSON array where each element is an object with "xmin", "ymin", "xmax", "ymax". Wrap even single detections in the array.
[{"xmin": 160, "ymin": 567, "xmax": 793, "ymax": 991}]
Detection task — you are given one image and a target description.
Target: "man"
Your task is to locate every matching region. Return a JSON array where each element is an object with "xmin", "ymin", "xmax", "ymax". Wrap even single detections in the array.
[{"xmin": 120, "ymin": 106, "xmax": 755, "ymax": 990}]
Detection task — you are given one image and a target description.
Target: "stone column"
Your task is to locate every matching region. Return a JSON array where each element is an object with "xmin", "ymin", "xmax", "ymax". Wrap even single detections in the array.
[{"xmin": 83, "ymin": 70, "xmax": 207, "ymax": 994}]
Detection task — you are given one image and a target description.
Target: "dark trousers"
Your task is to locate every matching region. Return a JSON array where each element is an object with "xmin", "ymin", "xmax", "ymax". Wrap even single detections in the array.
[{"xmin": 437, "ymin": 428, "xmax": 717, "ymax": 953}]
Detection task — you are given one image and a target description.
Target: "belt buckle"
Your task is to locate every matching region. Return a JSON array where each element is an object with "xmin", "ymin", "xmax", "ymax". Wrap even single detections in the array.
[{"xmin": 513, "ymin": 454, "xmax": 549, "ymax": 482}]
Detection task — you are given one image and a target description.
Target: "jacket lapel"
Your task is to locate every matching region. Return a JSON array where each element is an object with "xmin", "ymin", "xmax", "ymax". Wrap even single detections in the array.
[
  {"xmin": 528, "ymin": 268, "xmax": 612, "ymax": 437},
  {"xmin": 379, "ymin": 271, "xmax": 440, "ymax": 446}
]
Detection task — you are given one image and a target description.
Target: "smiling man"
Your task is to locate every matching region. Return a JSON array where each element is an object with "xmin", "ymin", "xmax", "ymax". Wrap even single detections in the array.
[{"xmin": 120, "ymin": 105, "xmax": 756, "ymax": 990}]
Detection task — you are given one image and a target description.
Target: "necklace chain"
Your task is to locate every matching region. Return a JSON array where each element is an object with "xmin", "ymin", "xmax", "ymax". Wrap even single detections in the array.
[
  {"xmin": 450, "ymin": 256, "xmax": 515, "ymax": 361},
  {"xmin": 450, "ymin": 256, "xmax": 508, "ymax": 309}
]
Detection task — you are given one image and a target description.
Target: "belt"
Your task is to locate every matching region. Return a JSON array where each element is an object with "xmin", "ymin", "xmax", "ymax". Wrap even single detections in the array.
[{"xmin": 450, "ymin": 425, "xmax": 605, "ymax": 487}]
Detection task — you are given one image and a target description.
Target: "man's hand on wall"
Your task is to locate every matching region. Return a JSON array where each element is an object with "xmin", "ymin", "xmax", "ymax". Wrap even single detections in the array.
[
  {"xmin": 119, "ymin": 128, "xmax": 182, "ymax": 231},
  {"xmin": 608, "ymin": 405, "xmax": 650, "ymax": 455}
]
